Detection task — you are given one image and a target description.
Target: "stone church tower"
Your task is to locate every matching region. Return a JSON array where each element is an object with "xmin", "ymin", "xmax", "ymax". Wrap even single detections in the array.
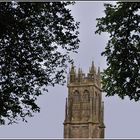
[{"xmin": 63, "ymin": 62, "xmax": 105, "ymax": 138}]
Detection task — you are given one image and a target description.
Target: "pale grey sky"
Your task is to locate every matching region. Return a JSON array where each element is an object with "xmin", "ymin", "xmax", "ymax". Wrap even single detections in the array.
[{"xmin": 0, "ymin": 1, "xmax": 140, "ymax": 138}]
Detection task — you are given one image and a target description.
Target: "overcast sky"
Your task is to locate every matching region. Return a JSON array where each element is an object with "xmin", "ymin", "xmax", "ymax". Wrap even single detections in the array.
[{"xmin": 0, "ymin": 1, "xmax": 140, "ymax": 139}]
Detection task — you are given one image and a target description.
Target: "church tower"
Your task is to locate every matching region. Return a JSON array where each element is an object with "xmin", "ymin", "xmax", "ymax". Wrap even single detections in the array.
[{"xmin": 63, "ymin": 62, "xmax": 105, "ymax": 138}]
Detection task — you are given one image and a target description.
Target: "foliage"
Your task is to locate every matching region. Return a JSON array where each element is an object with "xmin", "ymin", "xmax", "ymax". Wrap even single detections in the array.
[
  {"xmin": 95, "ymin": 2, "xmax": 140, "ymax": 101},
  {"xmin": 0, "ymin": 2, "xmax": 79, "ymax": 125}
]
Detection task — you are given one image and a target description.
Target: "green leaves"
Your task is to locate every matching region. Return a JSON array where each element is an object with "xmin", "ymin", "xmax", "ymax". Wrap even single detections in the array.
[
  {"xmin": 0, "ymin": 2, "xmax": 79, "ymax": 125},
  {"xmin": 96, "ymin": 2, "xmax": 140, "ymax": 101}
]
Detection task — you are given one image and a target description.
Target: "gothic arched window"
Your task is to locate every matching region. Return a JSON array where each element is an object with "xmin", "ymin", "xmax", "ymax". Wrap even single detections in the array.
[
  {"xmin": 73, "ymin": 90, "xmax": 80, "ymax": 103},
  {"xmin": 83, "ymin": 90, "xmax": 90, "ymax": 102}
]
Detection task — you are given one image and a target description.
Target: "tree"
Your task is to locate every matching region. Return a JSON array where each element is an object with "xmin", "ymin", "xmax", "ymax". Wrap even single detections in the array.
[
  {"xmin": 0, "ymin": 2, "xmax": 79, "ymax": 125},
  {"xmin": 95, "ymin": 2, "xmax": 140, "ymax": 101}
]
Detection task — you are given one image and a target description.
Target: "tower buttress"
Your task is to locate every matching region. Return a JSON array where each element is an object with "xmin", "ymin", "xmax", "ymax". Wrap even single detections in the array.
[{"xmin": 64, "ymin": 98, "xmax": 68, "ymax": 122}]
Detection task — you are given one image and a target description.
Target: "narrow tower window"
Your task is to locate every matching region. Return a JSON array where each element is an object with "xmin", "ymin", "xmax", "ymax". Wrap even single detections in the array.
[
  {"xmin": 83, "ymin": 90, "xmax": 90, "ymax": 102},
  {"xmin": 73, "ymin": 90, "xmax": 80, "ymax": 103}
]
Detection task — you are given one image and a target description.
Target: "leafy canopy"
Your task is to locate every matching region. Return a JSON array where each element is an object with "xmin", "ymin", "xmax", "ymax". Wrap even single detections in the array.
[
  {"xmin": 0, "ymin": 2, "xmax": 79, "ymax": 125},
  {"xmin": 95, "ymin": 2, "xmax": 140, "ymax": 101}
]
